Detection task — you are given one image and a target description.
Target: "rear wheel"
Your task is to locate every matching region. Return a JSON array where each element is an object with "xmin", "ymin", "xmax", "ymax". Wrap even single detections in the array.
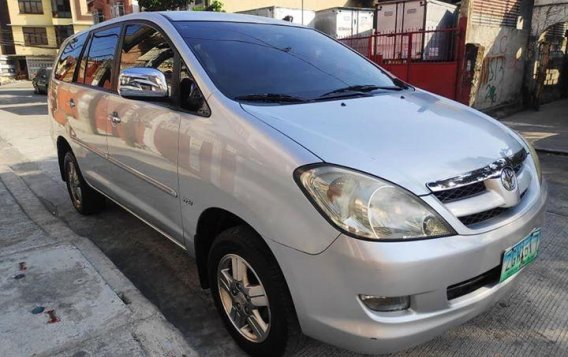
[
  {"xmin": 208, "ymin": 226, "xmax": 304, "ymax": 356},
  {"xmin": 63, "ymin": 151, "xmax": 105, "ymax": 215}
]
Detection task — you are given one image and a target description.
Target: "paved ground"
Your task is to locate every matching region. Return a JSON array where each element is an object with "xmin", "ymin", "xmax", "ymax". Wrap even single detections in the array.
[
  {"xmin": 0, "ymin": 81, "xmax": 567, "ymax": 356},
  {"xmin": 503, "ymin": 99, "xmax": 568, "ymax": 155}
]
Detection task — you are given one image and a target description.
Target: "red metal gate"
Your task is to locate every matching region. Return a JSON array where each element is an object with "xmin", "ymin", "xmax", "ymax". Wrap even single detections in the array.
[{"xmin": 340, "ymin": 28, "xmax": 464, "ymax": 102}]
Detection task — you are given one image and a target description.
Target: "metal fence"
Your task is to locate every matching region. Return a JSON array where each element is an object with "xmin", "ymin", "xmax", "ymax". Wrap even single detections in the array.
[{"xmin": 339, "ymin": 28, "xmax": 460, "ymax": 64}]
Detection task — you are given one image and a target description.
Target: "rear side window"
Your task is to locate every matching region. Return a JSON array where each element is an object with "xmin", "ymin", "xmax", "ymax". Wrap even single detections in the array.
[
  {"xmin": 54, "ymin": 32, "xmax": 87, "ymax": 82},
  {"xmin": 120, "ymin": 24, "xmax": 174, "ymax": 92},
  {"xmin": 83, "ymin": 26, "xmax": 121, "ymax": 89}
]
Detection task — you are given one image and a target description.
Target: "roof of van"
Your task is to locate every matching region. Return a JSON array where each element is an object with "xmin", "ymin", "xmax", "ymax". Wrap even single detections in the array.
[
  {"xmin": 62, "ymin": 11, "xmax": 300, "ymax": 48},
  {"xmin": 160, "ymin": 10, "xmax": 298, "ymax": 25}
]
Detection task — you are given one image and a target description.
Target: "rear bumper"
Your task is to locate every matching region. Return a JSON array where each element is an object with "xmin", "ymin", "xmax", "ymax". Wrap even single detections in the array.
[{"xmin": 269, "ymin": 180, "xmax": 547, "ymax": 354}]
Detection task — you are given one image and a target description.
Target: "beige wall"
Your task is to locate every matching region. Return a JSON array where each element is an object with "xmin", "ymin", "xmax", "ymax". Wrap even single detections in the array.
[{"xmin": 223, "ymin": 0, "xmax": 363, "ymax": 13}]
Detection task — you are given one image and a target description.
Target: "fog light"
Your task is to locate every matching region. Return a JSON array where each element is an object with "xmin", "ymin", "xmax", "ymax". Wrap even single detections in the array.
[{"xmin": 359, "ymin": 295, "xmax": 410, "ymax": 312}]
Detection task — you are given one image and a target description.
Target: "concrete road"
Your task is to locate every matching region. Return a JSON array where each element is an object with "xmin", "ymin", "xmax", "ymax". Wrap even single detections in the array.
[
  {"xmin": 1, "ymin": 82, "xmax": 567, "ymax": 356},
  {"xmin": 503, "ymin": 99, "xmax": 568, "ymax": 155}
]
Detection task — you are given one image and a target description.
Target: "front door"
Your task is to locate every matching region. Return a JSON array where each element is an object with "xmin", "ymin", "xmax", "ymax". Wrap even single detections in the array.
[{"xmin": 105, "ymin": 22, "xmax": 183, "ymax": 245}]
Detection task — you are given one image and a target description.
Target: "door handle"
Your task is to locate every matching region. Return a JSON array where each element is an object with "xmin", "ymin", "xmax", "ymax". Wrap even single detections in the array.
[
  {"xmin": 108, "ymin": 111, "xmax": 121, "ymax": 125},
  {"xmin": 69, "ymin": 99, "xmax": 75, "ymax": 108}
]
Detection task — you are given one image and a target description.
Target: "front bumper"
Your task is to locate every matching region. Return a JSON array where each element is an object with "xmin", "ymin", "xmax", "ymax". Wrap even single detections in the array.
[{"xmin": 268, "ymin": 180, "xmax": 547, "ymax": 354}]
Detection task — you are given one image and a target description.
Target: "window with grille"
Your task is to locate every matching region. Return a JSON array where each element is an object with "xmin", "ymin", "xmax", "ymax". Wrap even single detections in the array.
[
  {"xmin": 111, "ymin": 3, "xmax": 125, "ymax": 18},
  {"xmin": 18, "ymin": 0, "xmax": 43, "ymax": 14},
  {"xmin": 92, "ymin": 9, "xmax": 105, "ymax": 24},
  {"xmin": 52, "ymin": 0, "xmax": 72, "ymax": 18},
  {"xmin": 55, "ymin": 25, "xmax": 74, "ymax": 47},
  {"xmin": 23, "ymin": 27, "xmax": 48, "ymax": 46}
]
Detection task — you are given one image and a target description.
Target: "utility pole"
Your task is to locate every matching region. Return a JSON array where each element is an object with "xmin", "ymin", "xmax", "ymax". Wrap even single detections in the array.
[{"xmin": 301, "ymin": 0, "xmax": 304, "ymax": 25}]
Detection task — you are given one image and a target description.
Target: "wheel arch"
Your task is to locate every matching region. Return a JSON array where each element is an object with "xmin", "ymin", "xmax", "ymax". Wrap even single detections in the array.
[{"xmin": 194, "ymin": 207, "xmax": 271, "ymax": 289}]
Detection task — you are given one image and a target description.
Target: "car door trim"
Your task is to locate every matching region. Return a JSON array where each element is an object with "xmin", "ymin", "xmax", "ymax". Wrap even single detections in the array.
[
  {"xmin": 71, "ymin": 136, "xmax": 178, "ymax": 198},
  {"xmin": 71, "ymin": 135, "xmax": 108, "ymax": 158},
  {"xmin": 107, "ymin": 155, "xmax": 179, "ymax": 198},
  {"xmin": 86, "ymin": 179, "xmax": 187, "ymax": 251}
]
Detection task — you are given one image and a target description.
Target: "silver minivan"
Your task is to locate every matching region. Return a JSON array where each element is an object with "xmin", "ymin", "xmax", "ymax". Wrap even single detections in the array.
[{"xmin": 49, "ymin": 12, "xmax": 547, "ymax": 356}]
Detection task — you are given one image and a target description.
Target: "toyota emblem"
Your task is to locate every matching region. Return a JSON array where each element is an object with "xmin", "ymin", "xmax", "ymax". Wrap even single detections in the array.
[{"xmin": 501, "ymin": 167, "xmax": 517, "ymax": 191}]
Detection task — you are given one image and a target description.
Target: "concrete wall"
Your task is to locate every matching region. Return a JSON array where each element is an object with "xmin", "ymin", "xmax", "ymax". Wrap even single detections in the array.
[
  {"xmin": 465, "ymin": 0, "xmax": 535, "ymax": 111},
  {"xmin": 531, "ymin": 0, "xmax": 568, "ymax": 36},
  {"xmin": 221, "ymin": 0, "xmax": 370, "ymax": 13}
]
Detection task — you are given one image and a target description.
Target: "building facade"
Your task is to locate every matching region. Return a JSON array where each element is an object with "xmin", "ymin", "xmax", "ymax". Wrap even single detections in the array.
[
  {"xmin": 3, "ymin": 0, "xmax": 93, "ymax": 79},
  {"xmin": 88, "ymin": 0, "xmax": 139, "ymax": 24}
]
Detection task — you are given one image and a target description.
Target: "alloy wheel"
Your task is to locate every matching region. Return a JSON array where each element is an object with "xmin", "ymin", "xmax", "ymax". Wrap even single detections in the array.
[
  {"xmin": 217, "ymin": 253, "xmax": 271, "ymax": 343},
  {"xmin": 67, "ymin": 161, "xmax": 82, "ymax": 206}
]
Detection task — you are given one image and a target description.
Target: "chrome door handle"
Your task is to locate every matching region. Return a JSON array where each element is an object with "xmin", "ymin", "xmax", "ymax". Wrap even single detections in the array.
[
  {"xmin": 69, "ymin": 99, "xmax": 75, "ymax": 108},
  {"xmin": 108, "ymin": 112, "xmax": 121, "ymax": 125}
]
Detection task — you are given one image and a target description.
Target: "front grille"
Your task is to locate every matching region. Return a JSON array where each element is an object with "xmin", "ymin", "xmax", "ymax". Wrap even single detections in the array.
[
  {"xmin": 447, "ymin": 265, "xmax": 501, "ymax": 300},
  {"xmin": 459, "ymin": 190, "xmax": 527, "ymax": 227},
  {"xmin": 433, "ymin": 181, "xmax": 486, "ymax": 203},
  {"xmin": 458, "ymin": 207, "xmax": 508, "ymax": 226}
]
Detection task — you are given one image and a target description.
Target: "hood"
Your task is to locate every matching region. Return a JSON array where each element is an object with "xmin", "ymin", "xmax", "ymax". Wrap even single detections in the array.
[{"xmin": 242, "ymin": 90, "xmax": 523, "ymax": 195}]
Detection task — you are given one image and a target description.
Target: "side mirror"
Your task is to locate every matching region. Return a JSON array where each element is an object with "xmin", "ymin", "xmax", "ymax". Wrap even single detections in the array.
[{"xmin": 118, "ymin": 67, "xmax": 168, "ymax": 99}]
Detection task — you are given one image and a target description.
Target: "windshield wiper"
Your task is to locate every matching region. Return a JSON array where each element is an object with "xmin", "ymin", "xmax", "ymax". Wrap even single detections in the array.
[
  {"xmin": 320, "ymin": 84, "xmax": 403, "ymax": 98},
  {"xmin": 234, "ymin": 93, "xmax": 309, "ymax": 103}
]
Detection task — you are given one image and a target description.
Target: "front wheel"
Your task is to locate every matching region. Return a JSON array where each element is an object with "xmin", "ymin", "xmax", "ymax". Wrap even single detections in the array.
[{"xmin": 208, "ymin": 226, "xmax": 304, "ymax": 356}]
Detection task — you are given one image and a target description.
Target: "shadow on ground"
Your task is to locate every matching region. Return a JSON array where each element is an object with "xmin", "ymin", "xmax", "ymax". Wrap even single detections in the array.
[
  {"xmin": 0, "ymin": 90, "xmax": 47, "ymax": 107},
  {"xmin": 1, "ymin": 104, "xmax": 48, "ymax": 116}
]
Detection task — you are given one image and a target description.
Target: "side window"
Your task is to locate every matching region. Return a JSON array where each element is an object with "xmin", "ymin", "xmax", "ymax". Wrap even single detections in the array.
[
  {"xmin": 54, "ymin": 32, "xmax": 87, "ymax": 82},
  {"xmin": 83, "ymin": 26, "xmax": 121, "ymax": 89},
  {"xmin": 180, "ymin": 61, "xmax": 210, "ymax": 116},
  {"xmin": 120, "ymin": 24, "xmax": 174, "ymax": 94}
]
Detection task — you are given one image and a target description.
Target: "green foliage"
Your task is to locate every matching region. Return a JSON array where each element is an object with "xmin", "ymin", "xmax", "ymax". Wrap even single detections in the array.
[
  {"xmin": 193, "ymin": 1, "xmax": 224, "ymax": 12},
  {"xmin": 138, "ymin": 0, "xmax": 188, "ymax": 11}
]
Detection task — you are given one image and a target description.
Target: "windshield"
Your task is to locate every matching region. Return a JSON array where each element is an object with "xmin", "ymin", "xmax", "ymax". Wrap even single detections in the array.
[{"xmin": 174, "ymin": 21, "xmax": 401, "ymax": 103}]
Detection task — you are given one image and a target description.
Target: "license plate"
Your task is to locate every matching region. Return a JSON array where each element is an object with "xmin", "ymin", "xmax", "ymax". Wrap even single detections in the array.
[{"xmin": 500, "ymin": 228, "xmax": 541, "ymax": 283}]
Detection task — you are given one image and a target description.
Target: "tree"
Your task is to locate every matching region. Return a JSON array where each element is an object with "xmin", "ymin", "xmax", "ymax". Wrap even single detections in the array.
[
  {"xmin": 192, "ymin": 1, "xmax": 224, "ymax": 12},
  {"xmin": 138, "ymin": 0, "xmax": 188, "ymax": 11}
]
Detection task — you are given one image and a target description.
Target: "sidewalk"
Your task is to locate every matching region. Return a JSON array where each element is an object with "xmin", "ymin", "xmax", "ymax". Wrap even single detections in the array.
[
  {"xmin": 502, "ymin": 99, "xmax": 568, "ymax": 155},
  {"xmin": 0, "ymin": 164, "xmax": 195, "ymax": 356}
]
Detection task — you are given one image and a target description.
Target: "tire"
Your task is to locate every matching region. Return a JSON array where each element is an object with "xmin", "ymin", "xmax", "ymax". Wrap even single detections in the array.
[
  {"xmin": 33, "ymin": 85, "xmax": 39, "ymax": 94},
  {"xmin": 63, "ymin": 151, "xmax": 105, "ymax": 215},
  {"xmin": 208, "ymin": 226, "xmax": 304, "ymax": 356}
]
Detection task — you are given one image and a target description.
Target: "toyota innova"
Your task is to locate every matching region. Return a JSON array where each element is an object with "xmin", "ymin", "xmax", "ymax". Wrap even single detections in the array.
[{"xmin": 49, "ymin": 12, "xmax": 547, "ymax": 356}]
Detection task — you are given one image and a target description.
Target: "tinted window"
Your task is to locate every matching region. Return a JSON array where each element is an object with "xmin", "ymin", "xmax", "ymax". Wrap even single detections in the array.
[
  {"xmin": 120, "ymin": 24, "xmax": 174, "ymax": 93},
  {"xmin": 83, "ymin": 26, "xmax": 121, "ymax": 89},
  {"xmin": 174, "ymin": 22, "xmax": 398, "ymax": 101},
  {"xmin": 54, "ymin": 32, "xmax": 88, "ymax": 82}
]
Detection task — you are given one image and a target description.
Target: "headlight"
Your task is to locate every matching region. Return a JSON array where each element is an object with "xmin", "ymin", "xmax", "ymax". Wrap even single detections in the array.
[{"xmin": 294, "ymin": 165, "xmax": 455, "ymax": 240}]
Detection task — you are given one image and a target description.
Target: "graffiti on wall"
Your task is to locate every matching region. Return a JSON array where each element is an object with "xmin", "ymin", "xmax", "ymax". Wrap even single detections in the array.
[
  {"xmin": 476, "ymin": 31, "xmax": 526, "ymax": 108},
  {"xmin": 480, "ymin": 56, "xmax": 505, "ymax": 104}
]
